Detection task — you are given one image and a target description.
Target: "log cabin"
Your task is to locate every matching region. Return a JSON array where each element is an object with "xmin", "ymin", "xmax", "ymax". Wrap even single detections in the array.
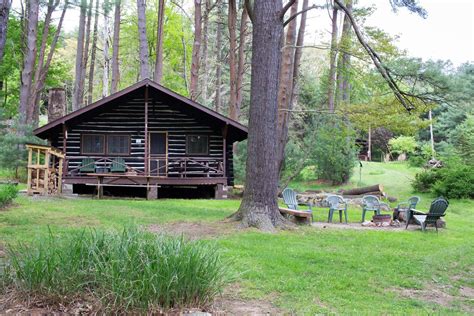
[{"xmin": 34, "ymin": 79, "xmax": 248, "ymax": 199}]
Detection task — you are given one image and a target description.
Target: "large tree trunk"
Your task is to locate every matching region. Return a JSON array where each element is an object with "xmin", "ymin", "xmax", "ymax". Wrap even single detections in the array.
[
  {"xmin": 190, "ymin": 0, "xmax": 202, "ymax": 100},
  {"xmin": 0, "ymin": 0, "xmax": 12, "ymax": 66},
  {"xmin": 88, "ymin": 0, "xmax": 100, "ymax": 103},
  {"xmin": 136, "ymin": 0, "xmax": 149, "ymax": 80},
  {"xmin": 19, "ymin": 0, "xmax": 39, "ymax": 127},
  {"xmin": 276, "ymin": 0, "xmax": 298, "ymax": 172},
  {"xmin": 30, "ymin": 0, "xmax": 60, "ymax": 127},
  {"xmin": 232, "ymin": 0, "xmax": 288, "ymax": 231},
  {"xmin": 235, "ymin": 5, "xmax": 248, "ymax": 115},
  {"xmin": 200, "ymin": 0, "xmax": 211, "ymax": 105},
  {"xmin": 336, "ymin": 0, "xmax": 352, "ymax": 107},
  {"xmin": 214, "ymin": 0, "xmax": 223, "ymax": 112},
  {"xmin": 102, "ymin": 0, "xmax": 111, "ymax": 97},
  {"xmin": 227, "ymin": 0, "xmax": 238, "ymax": 120},
  {"xmin": 154, "ymin": 0, "xmax": 165, "ymax": 83},
  {"xmin": 72, "ymin": 0, "xmax": 87, "ymax": 111},
  {"xmin": 327, "ymin": 6, "xmax": 338, "ymax": 113},
  {"xmin": 81, "ymin": 0, "xmax": 93, "ymax": 105},
  {"xmin": 32, "ymin": 0, "xmax": 67, "ymax": 120},
  {"xmin": 110, "ymin": 0, "xmax": 121, "ymax": 93}
]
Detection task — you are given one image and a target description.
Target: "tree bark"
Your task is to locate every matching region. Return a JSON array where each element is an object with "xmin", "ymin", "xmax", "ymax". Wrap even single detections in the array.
[
  {"xmin": 336, "ymin": 0, "xmax": 352, "ymax": 107},
  {"xmin": 236, "ymin": 5, "xmax": 249, "ymax": 115},
  {"xmin": 214, "ymin": 0, "xmax": 223, "ymax": 112},
  {"xmin": 110, "ymin": 0, "xmax": 121, "ymax": 93},
  {"xmin": 102, "ymin": 0, "xmax": 111, "ymax": 97},
  {"xmin": 136, "ymin": 0, "xmax": 149, "ymax": 80},
  {"xmin": 190, "ymin": 0, "xmax": 202, "ymax": 100},
  {"xmin": 228, "ymin": 0, "xmax": 238, "ymax": 120},
  {"xmin": 88, "ymin": 0, "xmax": 100, "ymax": 103},
  {"xmin": 81, "ymin": 0, "xmax": 93, "ymax": 105},
  {"xmin": 72, "ymin": 0, "xmax": 87, "ymax": 111},
  {"xmin": 200, "ymin": 0, "xmax": 211, "ymax": 105},
  {"xmin": 154, "ymin": 0, "xmax": 165, "ymax": 83},
  {"xmin": 19, "ymin": 0, "xmax": 39, "ymax": 127},
  {"xmin": 0, "ymin": 0, "xmax": 12, "ymax": 65},
  {"xmin": 232, "ymin": 0, "xmax": 289, "ymax": 231},
  {"xmin": 276, "ymin": 0, "xmax": 298, "ymax": 172},
  {"xmin": 30, "ymin": 0, "xmax": 61, "ymax": 126},
  {"xmin": 327, "ymin": 5, "xmax": 338, "ymax": 113}
]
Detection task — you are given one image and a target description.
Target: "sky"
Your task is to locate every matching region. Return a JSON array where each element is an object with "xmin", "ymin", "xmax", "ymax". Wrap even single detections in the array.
[
  {"xmin": 305, "ymin": 0, "xmax": 474, "ymax": 66},
  {"xmin": 14, "ymin": 0, "xmax": 474, "ymax": 66}
]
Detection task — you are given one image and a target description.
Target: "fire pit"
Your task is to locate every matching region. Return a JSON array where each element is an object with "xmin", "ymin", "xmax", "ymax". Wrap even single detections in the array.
[{"xmin": 372, "ymin": 214, "xmax": 392, "ymax": 226}]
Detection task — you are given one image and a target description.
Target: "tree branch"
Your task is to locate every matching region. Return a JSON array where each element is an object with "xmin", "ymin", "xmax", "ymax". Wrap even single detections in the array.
[
  {"xmin": 283, "ymin": 4, "xmax": 324, "ymax": 27},
  {"xmin": 334, "ymin": 0, "xmax": 416, "ymax": 111},
  {"xmin": 244, "ymin": 0, "xmax": 254, "ymax": 23},
  {"xmin": 280, "ymin": 0, "xmax": 297, "ymax": 19}
]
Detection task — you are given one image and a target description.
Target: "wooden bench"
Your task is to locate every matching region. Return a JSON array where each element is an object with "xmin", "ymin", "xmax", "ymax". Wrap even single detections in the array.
[{"xmin": 279, "ymin": 207, "xmax": 312, "ymax": 225}]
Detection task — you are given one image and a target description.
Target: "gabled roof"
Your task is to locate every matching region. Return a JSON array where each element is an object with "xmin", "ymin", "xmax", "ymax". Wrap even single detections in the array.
[{"xmin": 34, "ymin": 79, "xmax": 248, "ymax": 141}]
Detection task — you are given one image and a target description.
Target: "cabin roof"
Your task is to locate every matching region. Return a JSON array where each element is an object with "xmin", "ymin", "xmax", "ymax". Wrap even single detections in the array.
[{"xmin": 34, "ymin": 79, "xmax": 248, "ymax": 141}]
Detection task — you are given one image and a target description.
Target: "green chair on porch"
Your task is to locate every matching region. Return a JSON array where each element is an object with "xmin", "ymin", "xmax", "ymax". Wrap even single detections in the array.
[
  {"xmin": 326, "ymin": 195, "xmax": 348, "ymax": 223},
  {"xmin": 282, "ymin": 188, "xmax": 313, "ymax": 221},
  {"xmin": 110, "ymin": 157, "xmax": 126, "ymax": 173},
  {"xmin": 406, "ymin": 197, "xmax": 449, "ymax": 232},
  {"xmin": 79, "ymin": 158, "xmax": 95, "ymax": 173}
]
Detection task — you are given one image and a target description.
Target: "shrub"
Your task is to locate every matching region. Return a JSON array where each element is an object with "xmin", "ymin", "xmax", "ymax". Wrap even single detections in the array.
[
  {"xmin": 412, "ymin": 169, "xmax": 442, "ymax": 192},
  {"xmin": 432, "ymin": 165, "xmax": 474, "ymax": 199},
  {"xmin": 389, "ymin": 136, "xmax": 417, "ymax": 155},
  {"xmin": 2, "ymin": 227, "xmax": 231, "ymax": 311},
  {"xmin": 309, "ymin": 117, "xmax": 357, "ymax": 185},
  {"xmin": 0, "ymin": 184, "xmax": 18, "ymax": 208}
]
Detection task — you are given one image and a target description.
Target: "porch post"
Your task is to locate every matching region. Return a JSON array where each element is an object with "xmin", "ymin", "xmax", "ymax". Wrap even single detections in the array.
[
  {"xmin": 222, "ymin": 124, "xmax": 228, "ymax": 179},
  {"xmin": 62, "ymin": 123, "xmax": 68, "ymax": 189},
  {"xmin": 144, "ymin": 84, "xmax": 149, "ymax": 175}
]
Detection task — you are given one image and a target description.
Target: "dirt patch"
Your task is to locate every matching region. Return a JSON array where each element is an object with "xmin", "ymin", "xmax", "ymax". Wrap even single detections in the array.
[
  {"xmin": 393, "ymin": 283, "xmax": 474, "ymax": 313},
  {"xmin": 147, "ymin": 221, "xmax": 240, "ymax": 240},
  {"xmin": 311, "ymin": 221, "xmax": 416, "ymax": 231}
]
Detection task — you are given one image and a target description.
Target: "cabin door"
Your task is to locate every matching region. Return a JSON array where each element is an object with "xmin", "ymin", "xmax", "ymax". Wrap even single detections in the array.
[{"xmin": 149, "ymin": 132, "xmax": 167, "ymax": 176}]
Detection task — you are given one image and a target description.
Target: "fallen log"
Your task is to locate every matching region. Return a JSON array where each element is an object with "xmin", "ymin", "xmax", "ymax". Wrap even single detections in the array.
[{"xmin": 340, "ymin": 184, "xmax": 384, "ymax": 196}]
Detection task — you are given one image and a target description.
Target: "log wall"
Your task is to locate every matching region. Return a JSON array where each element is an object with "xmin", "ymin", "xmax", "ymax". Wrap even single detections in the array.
[{"xmin": 51, "ymin": 94, "xmax": 234, "ymax": 184}]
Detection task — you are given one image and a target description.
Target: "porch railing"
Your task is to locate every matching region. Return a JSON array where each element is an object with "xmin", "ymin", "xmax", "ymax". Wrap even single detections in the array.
[{"xmin": 65, "ymin": 156, "xmax": 224, "ymax": 178}]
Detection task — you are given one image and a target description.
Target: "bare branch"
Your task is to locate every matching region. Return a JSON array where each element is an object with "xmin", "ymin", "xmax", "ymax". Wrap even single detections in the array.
[
  {"xmin": 280, "ymin": 0, "xmax": 297, "ymax": 19},
  {"xmin": 283, "ymin": 4, "xmax": 324, "ymax": 27}
]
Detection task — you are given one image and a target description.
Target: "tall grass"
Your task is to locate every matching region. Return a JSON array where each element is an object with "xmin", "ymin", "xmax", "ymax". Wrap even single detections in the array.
[
  {"xmin": 1, "ymin": 227, "xmax": 231, "ymax": 311},
  {"xmin": 0, "ymin": 184, "xmax": 18, "ymax": 208}
]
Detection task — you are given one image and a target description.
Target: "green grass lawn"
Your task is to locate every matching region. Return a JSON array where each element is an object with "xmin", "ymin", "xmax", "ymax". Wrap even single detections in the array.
[{"xmin": 1, "ymin": 162, "xmax": 473, "ymax": 314}]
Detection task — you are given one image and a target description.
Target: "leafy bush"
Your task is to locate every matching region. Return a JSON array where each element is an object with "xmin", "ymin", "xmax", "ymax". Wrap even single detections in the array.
[
  {"xmin": 412, "ymin": 169, "xmax": 442, "ymax": 192},
  {"xmin": 412, "ymin": 159, "xmax": 474, "ymax": 199},
  {"xmin": 2, "ymin": 227, "xmax": 231, "ymax": 311},
  {"xmin": 389, "ymin": 136, "xmax": 417, "ymax": 155},
  {"xmin": 308, "ymin": 116, "xmax": 357, "ymax": 185},
  {"xmin": 0, "ymin": 184, "xmax": 18, "ymax": 208},
  {"xmin": 432, "ymin": 165, "xmax": 474, "ymax": 199}
]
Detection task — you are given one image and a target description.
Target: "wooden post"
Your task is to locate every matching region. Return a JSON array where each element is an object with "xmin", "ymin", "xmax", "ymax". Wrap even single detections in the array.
[
  {"xmin": 429, "ymin": 109, "xmax": 435, "ymax": 159},
  {"xmin": 62, "ymin": 124, "xmax": 68, "ymax": 176},
  {"xmin": 222, "ymin": 124, "xmax": 228, "ymax": 178},
  {"xmin": 144, "ymin": 85, "xmax": 149, "ymax": 175},
  {"xmin": 43, "ymin": 152, "xmax": 50, "ymax": 195},
  {"xmin": 58, "ymin": 157, "xmax": 63, "ymax": 194},
  {"xmin": 27, "ymin": 147, "xmax": 33, "ymax": 195}
]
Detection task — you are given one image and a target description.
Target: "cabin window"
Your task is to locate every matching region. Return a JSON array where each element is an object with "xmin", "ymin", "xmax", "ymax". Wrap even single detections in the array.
[
  {"xmin": 107, "ymin": 135, "xmax": 130, "ymax": 155},
  {"xmin": 82, "ymin": 134, "xmax": 105, "ymax": 154},
  {"xmin": 186, "ymin": 135, "xmax": 208, "ymax": 155}
]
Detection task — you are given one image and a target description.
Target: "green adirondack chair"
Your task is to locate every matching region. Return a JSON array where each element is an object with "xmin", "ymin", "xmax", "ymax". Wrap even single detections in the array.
[
  {"xmin": 79, "ymin": 158, "xmax": 95, "ymax": 173},
  {"xmin": 326, "ymin": 195, "xmax": 348, "ymax": 223},
  {"xmin": 282, "ymin": 188, "xmax": 313, "ymax": 221},
  {"xmin": 361, "ymin": 195, "xmax": 382, "ymax": 222},
  {"xmin": 110, "ymin": 157, "xmax": 126, "ymax": 173},
  {"xmin": 406, "ymin": 197, "xmax": 449, "ymax": 232}
]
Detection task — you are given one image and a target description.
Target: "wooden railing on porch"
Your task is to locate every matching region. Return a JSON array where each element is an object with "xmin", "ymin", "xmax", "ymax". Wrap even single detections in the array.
[{"xmin": 65, "ymin": 156, "xmax": 225, "ymax": 178}]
